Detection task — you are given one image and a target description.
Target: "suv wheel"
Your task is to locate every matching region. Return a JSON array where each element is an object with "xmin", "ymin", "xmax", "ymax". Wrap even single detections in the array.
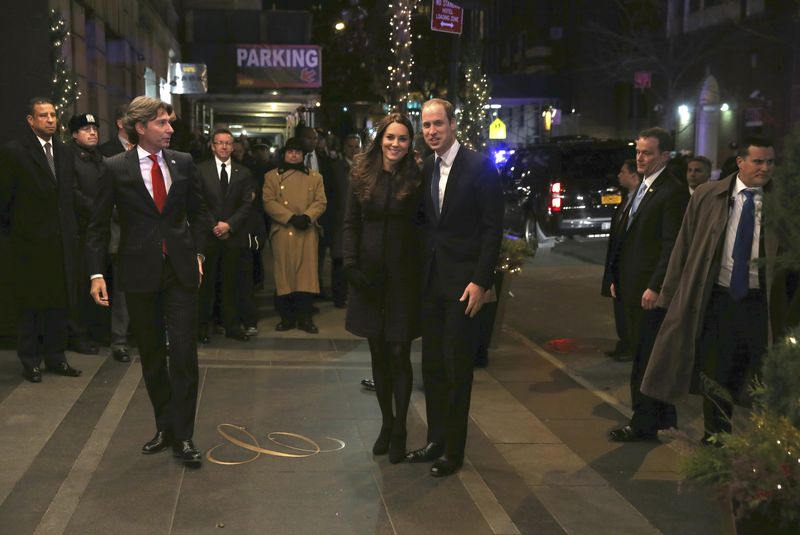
[{"xmin": 524, "ymin": 214, "xmax": 539, "ymax": 254}]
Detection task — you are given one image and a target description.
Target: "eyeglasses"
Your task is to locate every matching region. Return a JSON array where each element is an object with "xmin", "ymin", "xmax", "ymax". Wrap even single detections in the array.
[{"xmin": 213, "ymin": 141, "xmax": 234, "ymax": 146}]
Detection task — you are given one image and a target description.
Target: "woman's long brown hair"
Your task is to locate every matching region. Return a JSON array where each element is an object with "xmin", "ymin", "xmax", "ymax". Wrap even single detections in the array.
[{"xmin": 350, "ymin": 113, "xmax": 421, "ymax": 202}]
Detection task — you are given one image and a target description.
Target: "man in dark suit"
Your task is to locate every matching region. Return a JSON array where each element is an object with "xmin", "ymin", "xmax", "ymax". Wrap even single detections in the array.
[
  {"xmin": 298, "ymin": 125, "xmax": 336, "ymax": 299},
  {"xmin": 330, "ymin": 134, "xmax": 362, "ymax": 308},
  {"xmin": 196, "ymin": 128, "xmax": 254, "ymax": 342},
  {"xmin": 601, "ymin": 159, "xmax": 641, "ymax": 361},
  {"xmin": 405, "ymin": 98, "xmax": 503, "ymax": 476},
  {"xmin": 98, "ymin": 104, "xmax": 132, "ymax": 156},
  {"xmin": 86, "ymin": 96, "xmax": 210, "ymax": 466},
  {"xmin": 608, "ymin": 127, "xmax": 689, "ymax": 442},
  {"xmin": 0, "ymin": 97, "xmax": 82, "ymax": 382},
  {"xmin": 97, "ymin": 103, "xmax": 132, "ymax": 362}
]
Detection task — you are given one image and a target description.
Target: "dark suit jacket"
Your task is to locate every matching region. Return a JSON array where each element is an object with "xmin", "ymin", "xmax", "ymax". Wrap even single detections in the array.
[
  {"xmin": 98, "ymin": 137, "xmax": 126, "ymax": 157},
  {"xmin": 601, "ymin": 189, "xmax": 632, "ymax": 297},
  {"xmin": 421, "ymin": 146, "xmax": 504, "ymax": 298},
  {"xmin": 86, "ymin": 148, "xmax": 210, "ymax": 293},
  {"xmin": 0, "ymin": 130, "xmax": 78, "ymax": 309},
  {"xmin": 196, "ymin": 159, "xmax": 254, "ymax": 250},
  {"xmin": 611, "ymin": 169, "xmax": 689, "ymax": 304}
]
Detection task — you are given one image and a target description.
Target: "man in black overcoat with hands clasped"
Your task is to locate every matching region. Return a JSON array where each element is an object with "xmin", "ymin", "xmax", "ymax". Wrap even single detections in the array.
[
  {"xmin": 86, "ymin": 96, "xmax": 210, "ymax": 466},
  {"xmin": 405, "ymin": 98, "xmax": 503, "ymax": 477},
  {"xmin": 0, "ymin": 97, "xmax": 82, "ymax": 383}
]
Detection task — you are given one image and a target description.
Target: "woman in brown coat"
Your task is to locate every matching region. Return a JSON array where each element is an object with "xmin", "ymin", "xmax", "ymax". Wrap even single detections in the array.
[
  {"xmin": 263, "ymin": 137, "xmax": 327, "ymax": 333},
  {"xmin": 343, "ymin": 113, "xmax": 422, "ymax": 463}
]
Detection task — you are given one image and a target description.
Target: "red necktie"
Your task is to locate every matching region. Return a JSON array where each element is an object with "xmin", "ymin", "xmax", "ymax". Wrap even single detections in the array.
[{"xmin": 148, "ymin": 154, "xmax": 168, "ymax": 255}]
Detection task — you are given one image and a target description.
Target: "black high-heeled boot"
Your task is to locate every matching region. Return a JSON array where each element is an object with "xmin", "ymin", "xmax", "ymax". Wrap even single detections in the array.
[
  {"xmin": 388, "ymin": 432, "xmax": 407, "ymax": 464},
  {"xmin": 372, "ymin": 425, "xmax": 393, "ymax": 455}
]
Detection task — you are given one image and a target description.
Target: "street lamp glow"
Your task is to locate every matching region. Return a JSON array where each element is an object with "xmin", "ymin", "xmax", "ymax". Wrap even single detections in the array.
[
  {"xmin": 334, "ymin": 22, "xmax": 345, "ymax": 31},
  {"xmin": 720, "ymin": 102, "xmax": 730, "ymax": 112},
  {"xmin": 678, "ymin": 104, "xmax": 691, "ymax": 123}
]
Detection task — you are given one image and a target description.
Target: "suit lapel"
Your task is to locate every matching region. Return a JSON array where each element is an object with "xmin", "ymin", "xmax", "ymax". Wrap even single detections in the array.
[
  {"xmin": 439, "ymin": 148, "xmax": 464, "ymax": 220},
  {"xmin": 127, "ymin": 149, "xmax": 160, "ymax": 213},
  {"xmin": 24, "ymin": 134, "xmax": 56, "ymax": 186},
  {"xmin": 162, "ymin": 150, "xmax": 182, "ymax": 212},
  {"xmin": 626, "ymin": 171, "xmax": 668, "ymax": 231}
]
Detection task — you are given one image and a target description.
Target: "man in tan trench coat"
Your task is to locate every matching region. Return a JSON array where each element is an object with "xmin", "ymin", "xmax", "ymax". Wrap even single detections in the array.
[
  {"xmin": 263, "ymin": 137, "xmax": 327, "ymax": 333},
  {"xmin": 641, "ymin": 138, "xmax": 785, "ymax": 440}
]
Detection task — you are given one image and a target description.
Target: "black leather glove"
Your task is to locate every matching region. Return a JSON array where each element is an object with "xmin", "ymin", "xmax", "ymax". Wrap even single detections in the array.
[
  {"xmin": 343, "ymin": 265, "xmax": 371, "ymax": 290},
  {"xmin": 288, "ymin": 214, "xmax": 310, "ymax": 230}
]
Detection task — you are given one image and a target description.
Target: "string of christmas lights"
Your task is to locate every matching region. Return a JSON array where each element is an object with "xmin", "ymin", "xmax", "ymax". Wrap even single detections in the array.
[
  {"xmin": 458, "ymin": 62, "xmax": 490, "ymax": 151},
  {"xmin": 49, "ymin": 9, "xmax": 81, "ymax": 122},
  {"xmin": 386, "ymin": 0, "xmax": 418, "ymax": 111}
]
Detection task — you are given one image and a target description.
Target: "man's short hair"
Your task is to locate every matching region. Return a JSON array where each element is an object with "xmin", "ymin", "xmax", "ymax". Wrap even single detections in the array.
[
  {"xmin": 638, "ymin": 127, "xmax": 674, "ymax": 153},
  {"xmin": 622, "ymin": 159, "xmax": 637, "ymax": 174},
  {"xmin": 112, "ymin": 103, "xmax": 128, "ymax": 122},
  {"xmin": 737, "ymin": 137, "xmax": 774, "ymax": 158},
  {"xmin": 422, "ymin": 98, "xmax": 456, "ymax": 122},
  {"xmin": 123, "ymin": 96, "xmax": 173, "ymax": 144},
  {"xmin": 688, "ymin": 155, "xmax": 712, "ymax": 172},
  {"xmin": 343, "ymin": 133, "xmax": 362, "ymax": 147},
  {"xmin": 28, "ymin": 97, "xmax": 54, "ymax": 116},
  {"xmin": 211, "ymin": 128, "xmax": 234, "ymax": 141}
]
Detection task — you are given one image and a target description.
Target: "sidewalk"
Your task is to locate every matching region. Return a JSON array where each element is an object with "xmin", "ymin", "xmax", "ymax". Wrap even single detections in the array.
[{"xmin": 0, "ymin": 250, "xmax": 724, "ymax": 534}]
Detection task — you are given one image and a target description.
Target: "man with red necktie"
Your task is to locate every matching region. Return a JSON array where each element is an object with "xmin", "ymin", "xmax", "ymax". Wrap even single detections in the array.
[{"xmin": 86, "ymin": 96, "xmax": 211, "ymax": 466}]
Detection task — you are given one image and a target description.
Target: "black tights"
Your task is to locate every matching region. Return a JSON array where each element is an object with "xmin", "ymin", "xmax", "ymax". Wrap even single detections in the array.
[{"xmin": 368, "ymin": 338, "xmax": 412, "ymax": 435}]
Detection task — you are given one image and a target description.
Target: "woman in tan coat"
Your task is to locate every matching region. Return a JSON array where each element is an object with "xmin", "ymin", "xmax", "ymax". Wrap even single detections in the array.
[{"xmin": 263, "ymin": 137, "xmax": 327, "ymax": 333}]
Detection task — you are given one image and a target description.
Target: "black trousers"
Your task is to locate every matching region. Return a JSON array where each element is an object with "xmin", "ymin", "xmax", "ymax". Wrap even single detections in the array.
[
  {"xmin": 421, "ymin": 277, "xmax": 481, "ymax": 460},
  {"xmin": 199, "ymin": 244, "xmax": 246, "ymax": 332},
  {"xmin": 126, "ymin": 259, "xmax": 199, "ymax": 441},
  {"xmin": 238, "ymin": 247, "xmax": 258, "ymax": 329},
  {"xmin": 612, "ymin": 296, "xmax": 630, "ymax": 353},
  {"xmin": 331, "ymin": 257, "xmax": 347, "ymax": 306},
  {"xmin": 275, "ymin": 292, "xmax": 313, "ymax": 324},
  {"xmin": 629, "ymin": 307, "xmax": 677, "ymax": 434},
  {"xmin": 17, "ymin": 307, "xmax": 69, "ymax": 369},
  {"xmin": 699, "ymin": 286, "xmax": 768, "ymax": 434}
]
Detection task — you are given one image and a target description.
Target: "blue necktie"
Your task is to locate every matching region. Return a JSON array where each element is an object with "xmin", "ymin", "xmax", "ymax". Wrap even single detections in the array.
[
  {"xmin": 431, "ymin": 157, "xmax": 442, "ymax": 218},
  {"xmin": 626, "ymin": 181, "xmax": 648, "ymax": 229},
  {"xmin": 730, "ymin": 189, "xmax": 756, "ymax": 301}
]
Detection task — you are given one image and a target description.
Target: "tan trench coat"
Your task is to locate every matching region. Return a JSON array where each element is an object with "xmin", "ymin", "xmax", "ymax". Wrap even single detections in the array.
[
  {"xmin": 263, "ymin": 168, "xmax": 327, "ymax": 296},
  {"xmin": 641, "ymin": 174, "xmax": 779, "ymax": 404}
]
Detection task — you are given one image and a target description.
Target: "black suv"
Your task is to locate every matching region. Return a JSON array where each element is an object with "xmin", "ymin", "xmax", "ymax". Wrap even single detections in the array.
[{"xmin": 500, "ymin": 138, "xmax": 634, "ymax": 250}]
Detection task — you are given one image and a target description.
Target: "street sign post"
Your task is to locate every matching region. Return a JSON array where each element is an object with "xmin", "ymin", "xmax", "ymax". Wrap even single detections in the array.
[{"xmin": 431, "ymin": 0, "xmax": 463, "ymax": 35}]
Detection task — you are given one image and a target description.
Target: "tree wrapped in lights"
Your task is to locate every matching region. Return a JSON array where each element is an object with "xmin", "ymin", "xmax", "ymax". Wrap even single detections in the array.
[
  {"xmin": 49, "ymin": 9, "xmax": 81, "ymax": 123},
  {"xmin": 386, "ymin": 0, "xmax": 418, "ymax": 111},
  {"xmin": 458, "ymin": 57, "xmax": 490, "ymax": 151}
]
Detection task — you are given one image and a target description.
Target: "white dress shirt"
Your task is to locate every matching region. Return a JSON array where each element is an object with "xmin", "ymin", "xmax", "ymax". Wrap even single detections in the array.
[
  {"xmin": 215, "ymin": 156, "xmax": 231, "ymax": 182},
  {"xmin": 137, "ymin": 146, "xmax": 172, "ymax": 198},
  {"xmin": 435, "ymin": 139, "xmax": 461, "ymax": 212},
  {"xmin": 305, "ymin": 151, "xmax": 319, "ymax": 172},
  {"xmin": 717, "ymin": 176, "xmax": 762, "ymax": 289}
]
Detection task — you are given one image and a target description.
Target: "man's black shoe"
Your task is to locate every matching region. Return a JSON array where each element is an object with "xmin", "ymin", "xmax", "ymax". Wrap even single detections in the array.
[
  {"xmin": 298, "ymin": 321, "xmax": 319, "ymax": 334},
  {"xmin": 609, "ymin": 425, "xmax": 657, "ymax": 442},
  {"xmin": 275, "ymin": 321, "xmax": 295, "ymax": 331},
  {"xmin": 360, "ymin": 378, "xmax": 376, "ymax": 391},
  {"xmin": 142, "ymin": 430, "xmax": 173, "ymax": 454},
  {"xmin": 50, "ymin": 361, "xmax": 82, "ymax": 377},
  {"xmin": 405, "ymin": 442, "xmax": 444, "ymax": 463},
  {"xmin": 69, "ymin": 338, "xmax": 99, "ymax": 355},
  {"xmin": 112, "ymin": 348, "xmax": 131, "ymax": 363},
  {"xmin": 198, "ymin": 327, "xmax": 210, "ymax": 344},
  {"xmin": 173, "ymin": 440, "xmax": 202, "ymax": 466},
  {"xmin": 334, "ymin": 302, "xmax": 347, "ymax": 309},
  {"xmin": 225, "ymin": 330, "xmax": 250, "ymax": 342},
  {"xmin": 23, "ymin": 366, "xmax": 42, "ymax": 383},
  {"xmin": 430, "ymin": 455, "xmax": 463, "ymax": 477}
]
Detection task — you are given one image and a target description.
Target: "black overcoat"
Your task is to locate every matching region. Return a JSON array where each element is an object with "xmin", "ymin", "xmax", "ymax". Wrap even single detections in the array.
[
  {"xmin": 343, "ymin": 171, "xmax": 422, "ymax": 341},
  {"xmin": 0, "ymin": 130, "xmax": 78, "ymax": 309}
]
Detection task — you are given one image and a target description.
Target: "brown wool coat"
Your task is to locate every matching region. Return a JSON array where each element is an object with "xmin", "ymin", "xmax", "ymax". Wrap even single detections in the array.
[
  {"xmin": 641, "ymin": 174, "xmax": 780, "ymax": 404},
  {"xmin": 263, "ymin": 168, "xmax": 327, "ymax": 296}
]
